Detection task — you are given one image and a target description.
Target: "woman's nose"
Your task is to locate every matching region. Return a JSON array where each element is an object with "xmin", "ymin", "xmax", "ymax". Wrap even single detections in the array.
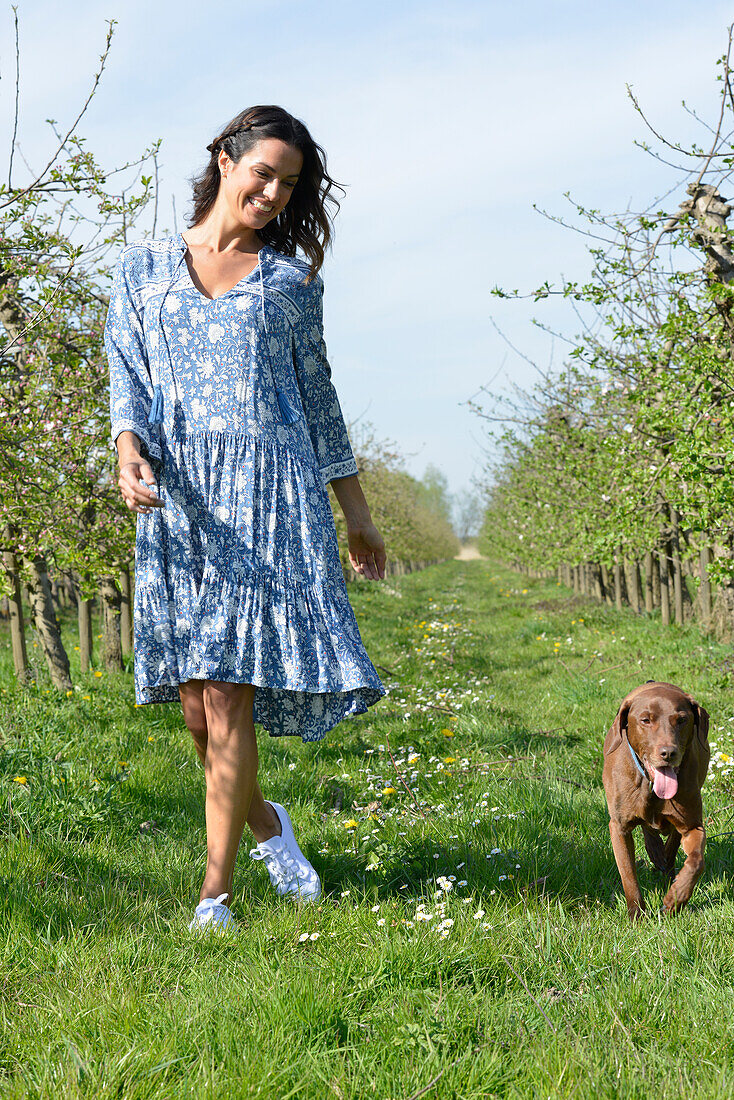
[{"xmin": 263, "ymin": 179, "xmax": 281, "ymax": 202}]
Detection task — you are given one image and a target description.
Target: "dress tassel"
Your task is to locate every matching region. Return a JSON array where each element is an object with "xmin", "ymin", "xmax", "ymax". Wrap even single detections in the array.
[
  {"xmin": 148, "ymin": 384, "xmax": 164, "ymax": 425},
  {"xmin": 276, "ymin": 389, "xmax": 300, "ymax": 424}
]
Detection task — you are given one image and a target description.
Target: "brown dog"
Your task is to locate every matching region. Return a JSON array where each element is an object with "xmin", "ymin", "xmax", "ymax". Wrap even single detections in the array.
[{"xmin": 602, "ymin": 680, "xmax": 710, "ymax": 920}]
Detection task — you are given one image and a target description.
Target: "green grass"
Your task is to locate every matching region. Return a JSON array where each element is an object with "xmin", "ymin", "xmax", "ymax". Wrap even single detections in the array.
[{"xmin": 3, "ymin": 559, "xmax": 734, "ymax": 1097}]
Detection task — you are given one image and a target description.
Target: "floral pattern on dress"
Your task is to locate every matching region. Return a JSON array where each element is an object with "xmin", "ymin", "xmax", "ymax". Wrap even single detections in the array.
[{"xmin": 105, "ymin": 233, "xmax": 385, "ymax": 740}]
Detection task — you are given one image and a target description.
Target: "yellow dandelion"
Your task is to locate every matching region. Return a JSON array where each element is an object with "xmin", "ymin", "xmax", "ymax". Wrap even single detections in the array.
[
  {"xmin": 94, "ymin": 671, "xmax": 102, "ymax": 678},
  {"xmin": 66, "ymin": 690, "xmax": 73, "ymax": 697},
  {"xmin": 13, "ymin": 776, "xmax": 28, "ymax": 784},
  {"xmin": 82, "ymin": 695, "xmax": 91, "ymax": 701},
  {"xmin": 343, "ymin": 819, "xmax": 359, "ymax": 829},
  {"xmin": 147, "ymin": 735, "xmax": 155, "ymax": 742},
  {"xmin": 119, "ymin": 760, "xmax": 128, "ymax": 768},
  {"xmin": 444, "ymin": 757, "xmax": 456, "ymax": 764},
  {"xmin": 442, "ymin": 728, "xmax": 455, "ymax": 738},
  {"xmin": 383, "ymin": 787, "xmax": 396, "ymax": 795}
]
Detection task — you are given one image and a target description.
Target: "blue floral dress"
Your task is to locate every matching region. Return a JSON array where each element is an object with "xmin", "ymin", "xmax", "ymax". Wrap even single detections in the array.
[{"xmin": 105, "ymin": 233, "xmax": 385, "ymax": 741}]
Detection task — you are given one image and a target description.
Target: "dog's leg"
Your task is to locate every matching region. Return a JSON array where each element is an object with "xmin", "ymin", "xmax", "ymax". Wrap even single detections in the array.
[
  {"xmin": 609, "ymin": 821, "xmax": 645, "ymax": 920},
  {"xmin": 662, "ymin": 831, "xmax": 682, "ymax": 877},
  {"xmin": 642, "ymin": 825, "xmax": 667, "ymax": 872},
  {"xmin": 663, "ymin": 827, "xmax": 705, "ymax": 914}
]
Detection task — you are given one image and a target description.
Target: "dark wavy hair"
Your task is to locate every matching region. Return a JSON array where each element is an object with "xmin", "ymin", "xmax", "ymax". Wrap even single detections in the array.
[{"xmin": 187, "ymin": 105, "xmax": 345, "ymax": 282}]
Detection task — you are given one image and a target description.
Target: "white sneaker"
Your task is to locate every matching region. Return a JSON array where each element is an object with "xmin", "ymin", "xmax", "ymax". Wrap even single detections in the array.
[
  {"xmin": 188, "ymin": 892, "xmax": 235, "ymax": 935},
  {"xmin": 249, "ymin": 801, "xmax": 321, "ymax": 904}
]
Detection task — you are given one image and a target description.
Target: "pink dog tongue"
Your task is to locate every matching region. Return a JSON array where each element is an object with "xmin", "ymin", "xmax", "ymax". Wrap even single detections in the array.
[{"xmin": 652, "ymin": 766, "xmax": 678, "ymax": 799}]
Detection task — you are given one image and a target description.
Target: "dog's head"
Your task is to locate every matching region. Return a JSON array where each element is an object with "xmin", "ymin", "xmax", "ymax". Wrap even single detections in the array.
[{"xmin": 604, "ymin": 681, "xmax": 709, "ymax": 796}]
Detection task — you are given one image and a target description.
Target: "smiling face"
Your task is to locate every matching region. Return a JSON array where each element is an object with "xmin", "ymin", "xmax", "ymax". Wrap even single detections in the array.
[{"xmin": 218, "ymin": 137, "xmax": 303, "ymax": 230}]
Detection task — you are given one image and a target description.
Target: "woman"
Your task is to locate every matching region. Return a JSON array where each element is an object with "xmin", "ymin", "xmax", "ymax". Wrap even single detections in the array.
[{"xmin": 105, "ymin": 104, "xmax": 387, "ymax": 934}]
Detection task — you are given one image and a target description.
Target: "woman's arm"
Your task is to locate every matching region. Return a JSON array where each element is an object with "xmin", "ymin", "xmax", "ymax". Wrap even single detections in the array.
[
  {"xmin": 330, "ymin": 473, "xmax": 386, "ymax": 581},
  {"xmin": 290, "ymin": 274, "xmax": 359, "ymax": 486},
  {"xmin": 115, "ymin": 430, "xmax": 164, "ymax": 515}
]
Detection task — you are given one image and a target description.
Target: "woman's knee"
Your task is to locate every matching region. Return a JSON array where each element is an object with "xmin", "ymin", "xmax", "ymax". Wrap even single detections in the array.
[
  {"xmin": 179, "ymin": 682, "xmax": 208, "ymax": 748},
  {"xmin": 203, "ymin": 680, "xmax": 256, "ymax": 722}
]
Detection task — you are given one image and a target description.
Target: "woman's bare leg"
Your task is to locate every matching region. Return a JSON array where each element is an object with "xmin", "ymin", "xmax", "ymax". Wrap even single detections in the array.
[{"xmin": 178, "ymin": 680, "xmax": 281, "ymax": 902}]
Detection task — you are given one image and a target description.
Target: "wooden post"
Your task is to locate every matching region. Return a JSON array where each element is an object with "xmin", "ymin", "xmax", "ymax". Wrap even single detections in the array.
[
  {"xmin": 699, "ymin": 546, "xmax": 712, "ymax": 626},
  {"xmin": 78, "ymin": 596, "xmax": 92, "ymax": 673},
  {"xmin": 627, "ymin": 560, "xmax": 641, "ymax": 614},
  {"xmin": 2, "ymin": 529, "xmax": 29, "ymax": 684},
  {"xmin": 119, "ymin": 566, "xmax": 133, "ymax": 655},
  {"xmin": 659, "ymin": 549, "xmax": 671, "ymax": 626},
  {"xmin": 614, "ymin": 554, "xmax": 623, "ymax": 611},
  {"xmin": 670, "ymin": 507, "xmax": 684, "ymax": 625},
  {"xmin": 644, "ymin": 552, "xmax": 654, "ymax": 613}
]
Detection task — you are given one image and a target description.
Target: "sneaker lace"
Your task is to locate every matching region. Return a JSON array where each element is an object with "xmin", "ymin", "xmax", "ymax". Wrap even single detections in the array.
[
  {"xmin": 191, "ymin": 891, "xmax": 233, "ymax": 934},
  {"xmin": 250, "ymin": 839, "xmax": 300, "ymax": 891},
  {"xmin": 197, "ymin": 892, "xmax": 230, "ymax": 921}
]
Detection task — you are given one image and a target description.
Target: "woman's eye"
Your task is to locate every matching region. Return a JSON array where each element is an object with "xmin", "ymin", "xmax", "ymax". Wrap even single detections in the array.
[{"xmin": 256, "ymin": 171, "xmax": 269, "ymax": 179}]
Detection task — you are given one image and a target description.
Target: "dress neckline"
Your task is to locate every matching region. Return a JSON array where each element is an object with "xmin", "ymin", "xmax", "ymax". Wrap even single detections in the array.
[{"xmin": 177, "ymin": 231, "xmax": 266, "ymax": 302}]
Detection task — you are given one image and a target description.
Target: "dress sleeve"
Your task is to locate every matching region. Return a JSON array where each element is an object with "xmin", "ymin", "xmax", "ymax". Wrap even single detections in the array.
[
  {"xmin": 290, "ymin": 274, "xmax": 359, "ymax": 487},
  {"xmin": 105, "ymin": 247, "xmax": 162, "ymax": 465}
]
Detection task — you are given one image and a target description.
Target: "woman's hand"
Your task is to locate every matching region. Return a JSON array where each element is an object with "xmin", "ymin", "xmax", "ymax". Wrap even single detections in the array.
[
  {"xmin": 118, "ymin": 456, "xmax": 164, "ymax": 514},
  {"xmin": 347, "ymin": 521, "xmax": 386, "ymax": 581}
]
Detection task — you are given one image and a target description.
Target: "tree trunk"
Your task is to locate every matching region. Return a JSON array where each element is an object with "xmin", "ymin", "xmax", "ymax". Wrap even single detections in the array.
[
  {"xmin": 25, "ymin": 552, "xmax": 72, "ymax": 691},
  {"xmin": 599, "ymin": 563, "xmax": 612, "ymax": 605},
  {"xmin": 119, "ymin": 565, "xmax": 133, "ymax": 655},
  {"xmin": 644, "ymin": 551, "xmax": 654, "ymax": 613},
  {"xmin": 2, "ymin": 529, "xmax": 29, "ymax": 684},
  {"xmin": 652, "ymin": 551, "xmax": 661, "ymax": 608},
  {"xmin": 99, "ymin": 575, "xmax": 123, "ymax": 671},
  {"xmin": 613, "ymin": 549, "xmax": 625, "ymax": 611},
  {"xmin": 626, "ymin": 560, "xmax": 641, "ymax": 614}
]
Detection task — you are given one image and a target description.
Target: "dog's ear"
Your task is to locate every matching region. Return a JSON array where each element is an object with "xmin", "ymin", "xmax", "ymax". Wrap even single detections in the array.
[
  {"xmin": 685, "ymin": 694, "xmax": 710, "ymax": 751},
  {"xmin": 604, "ymin": 697, "xmax": 632, "ymax": 756}
]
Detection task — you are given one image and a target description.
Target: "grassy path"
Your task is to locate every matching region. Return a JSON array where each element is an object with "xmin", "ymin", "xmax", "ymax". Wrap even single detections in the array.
[{"xmin": 3, "ymin": 559, "xmax": 734, "ymax": 1098}]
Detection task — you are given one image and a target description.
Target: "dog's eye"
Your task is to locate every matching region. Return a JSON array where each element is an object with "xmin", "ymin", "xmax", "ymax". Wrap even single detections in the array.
[{"xmin": 640, "ymin": 716, "xmax": 651, "ymax": 724}]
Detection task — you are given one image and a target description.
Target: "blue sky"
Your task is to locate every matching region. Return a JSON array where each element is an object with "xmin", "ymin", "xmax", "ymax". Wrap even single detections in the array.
[{"xmin": 3, "ymin": 0, "xmax": 733, "ymax": 500}]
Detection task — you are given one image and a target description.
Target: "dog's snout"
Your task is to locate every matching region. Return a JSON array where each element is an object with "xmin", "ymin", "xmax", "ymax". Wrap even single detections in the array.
[{"xmin": 658, "ymin": 744, "xmax": 678, "ymax": 764}]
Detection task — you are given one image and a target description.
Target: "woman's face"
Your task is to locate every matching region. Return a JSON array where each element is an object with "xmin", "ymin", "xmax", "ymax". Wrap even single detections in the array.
[{"xmin": 219, "ymin": 138, "xmax": 303, "ymax": 229}]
